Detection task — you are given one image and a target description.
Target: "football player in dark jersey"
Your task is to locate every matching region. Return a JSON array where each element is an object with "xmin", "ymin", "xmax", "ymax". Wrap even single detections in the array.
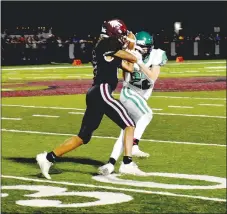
[{"xmin": 36, "ymin": 19, "xmax": 146, "ymax": 179}]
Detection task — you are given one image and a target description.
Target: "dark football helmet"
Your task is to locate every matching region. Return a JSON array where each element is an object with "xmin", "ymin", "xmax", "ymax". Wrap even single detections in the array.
[{"xmin": 101, "ymin": 19, "xmax": 129, "ymax": 45}]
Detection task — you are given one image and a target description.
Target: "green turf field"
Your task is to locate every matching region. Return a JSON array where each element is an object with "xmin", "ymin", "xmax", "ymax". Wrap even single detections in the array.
[
  {"xmin": 1, "ymin": 60, "xmax": 226, "ymax": 84},
  {"xmin": 1, "ymin": 60, "xmax": 226, "ymax": 213}
]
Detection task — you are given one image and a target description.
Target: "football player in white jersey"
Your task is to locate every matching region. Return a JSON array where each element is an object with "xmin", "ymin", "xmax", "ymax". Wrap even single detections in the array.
[{"xmin": 98, "ymin": 31, "xmax": 168, "ymax": 176}]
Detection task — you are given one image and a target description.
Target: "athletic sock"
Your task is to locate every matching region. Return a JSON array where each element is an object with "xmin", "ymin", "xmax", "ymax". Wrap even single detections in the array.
[
  {"xmin": 123, "ymin": 156, "xmax": 132, "ymax": 164},
  {"xmin": 133, "ymin": 138, "xmax": 139, "ymax": 146},
  {"xmin": 46, "ymin": 151, "xmax": 57, "ymax": 163},
  {"xmin": 108, "ymin": 157, "xmax": 116, "ymax": 165}
]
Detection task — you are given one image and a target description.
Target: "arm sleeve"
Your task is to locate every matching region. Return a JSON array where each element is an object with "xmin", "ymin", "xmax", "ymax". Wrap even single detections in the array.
[
  {"xmin": 102, "ymin": 38, "xmax": 122, "ymax": 67},
  {"xmin": 103, "ymin": 38, "xmax": 122, "ymax": 57}
]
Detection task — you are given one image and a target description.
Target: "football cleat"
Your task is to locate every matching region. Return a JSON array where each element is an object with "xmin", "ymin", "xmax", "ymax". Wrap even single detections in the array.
[
  {"xmin": 98, "ymin": 163, "xmax": 115, "ymax": 176},
  {"xmin": 119, "ymin": 161, "xmax": 147, "ymax": 176},
  {"xmin": 132, "ymin": 145, "xmax": 150, "ymax": 158},
  {"xmin": 36, "ymin": 151, "xmax": 53, "ymax": 180}
]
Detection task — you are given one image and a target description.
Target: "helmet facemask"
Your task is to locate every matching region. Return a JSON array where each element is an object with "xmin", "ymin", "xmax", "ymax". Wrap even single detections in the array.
[
  {"xmin": 135, "ymin": 44, "xmax": 153, "ymax": 56},
  {"xmin": 135, "ymin": 31, "xmax": 154, "ymax": 57}
]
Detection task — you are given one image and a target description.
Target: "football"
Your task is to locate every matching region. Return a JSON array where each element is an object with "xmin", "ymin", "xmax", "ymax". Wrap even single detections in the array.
[{"xmin": 126, "ymin": 31, "xmax": 136, "ymax": 50}]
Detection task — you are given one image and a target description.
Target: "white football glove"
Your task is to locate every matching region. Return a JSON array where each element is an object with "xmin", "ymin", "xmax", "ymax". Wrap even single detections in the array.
[
  {"xmin": 125, "ymin": 49, "xmax": 143, "ymax": 71},
  {"xmin": 146, "ymin": 49, "xmax": 168, "ymax": 67},
  {"xmin": 131, "ymin": 50, "xmax": 143, "ymax": 64}
]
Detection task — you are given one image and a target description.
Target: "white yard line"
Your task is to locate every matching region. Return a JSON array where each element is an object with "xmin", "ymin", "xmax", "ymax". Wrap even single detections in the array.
[
  {"xmin": 198, "ymin": 104, "xmax": 224, "ymax": 107},
  {"xmin": 1, "ymin": 175, "xmax": 226, "ymax": 202},
  {"xmin": 1, "ymin": 104, "xmax": 225, "ymax": 119},
  {"xmin": 205, "ymin": 66, "xmax": 226, "ymax": 69},
  {"xmin": 151, "ymin": 108, "xmax": 163, "ymax": 111},
  {"xmin": 8, "ymin": 78, "xmax": 22, "ymax": 80},
  {"xmin": 2, "ymin": 66, "xmax": 92, "ymax": 71},
  {"xmin": 1, "ymin": 104, "xmax": 85, "ymax": 111},
  {"xmin": 205, "ymin": 70, "xmax": 225, "ymax": 72},
  {"xmin": 66, "ymin": 76, "xmax": 81, "ymax": 78},
  {"xmin": 167, "ymin": 61, "xmax": 225, "ymax": 65},
  {"xmin": 1, "ymin": 117, "xmax": 22, "ymax": 120},
  {"xmin": 155, "ymin": 112, "xmax": 226, "ymax": 119},
  {"xmin": 1, "ymin": 89, "xmax": 14, "ymax": 91},
  {"xmin": 152, "ymin": 96, "xmax": 226, "ymax": 101},
  {"xmin": 200, "ymin": 73, "xmax": 225, "ymax": 75},
  {"xmin": 168, "ymin": 106, "xmax": 194, "ymax": 109},
  {"xmin": 32, "ymin": 114, "xmax": 60, "ymax": 118},
  {"xmin": 32, "ymin": 76, "xmax": 62, "ymax": 79},
  {"xmin": 1, "ymin": 128, "xmax": 225, "ymax": 147},
  {"xmin": 68, "ymin": 112, "xmax": 85, "ymax": 115}
]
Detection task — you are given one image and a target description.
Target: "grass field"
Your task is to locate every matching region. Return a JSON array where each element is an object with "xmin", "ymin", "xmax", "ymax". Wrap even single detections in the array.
[{"xmin": 1, "ymin": 60, "xmax": 226, "ymax": 213}]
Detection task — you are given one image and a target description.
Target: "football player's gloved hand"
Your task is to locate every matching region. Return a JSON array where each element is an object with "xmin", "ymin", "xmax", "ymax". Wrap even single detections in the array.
[
  {"xmin": 131, "ymin": 50, "xmax": 143, "ymax": 64},
  {"xmin": 147, "ymin": 49, "xmax": 168, "ymax": 66},
  {"xmin": 125, "ymin": 49, "xmax": 143, "ymax": 71}
]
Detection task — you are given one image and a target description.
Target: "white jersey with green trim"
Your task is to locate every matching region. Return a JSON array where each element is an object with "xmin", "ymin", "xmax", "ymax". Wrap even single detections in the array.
[{"xmin": 123, "ymin": 51, "xmax": 155, "ymax": 101}]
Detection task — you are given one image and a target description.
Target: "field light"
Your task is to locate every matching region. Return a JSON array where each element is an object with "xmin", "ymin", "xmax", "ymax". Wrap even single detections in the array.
[{"xmin": 174, "ymin": 22, "xmax": 182, "ymax": 35}]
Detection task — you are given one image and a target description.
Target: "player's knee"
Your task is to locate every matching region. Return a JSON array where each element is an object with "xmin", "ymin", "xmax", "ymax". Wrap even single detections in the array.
[
  {"xmin": 147, "ymin": 109, "xmax": 153, "ymax": 121},
  {"xmin": 124, "ymin": 125, "xmax": 135, "ymax": 131},
  {"xmin": 78, "ymin": 129, "xmax": 92, "ymax": 145},
  {"xmin": 82, "ymin": 134, "xmax": 92, "ymax": 144}
]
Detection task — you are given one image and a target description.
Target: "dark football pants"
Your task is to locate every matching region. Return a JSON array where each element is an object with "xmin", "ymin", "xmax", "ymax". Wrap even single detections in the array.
[{"xmin": 78, "ymin": 83, "xmax": 135, "ymax": 144}]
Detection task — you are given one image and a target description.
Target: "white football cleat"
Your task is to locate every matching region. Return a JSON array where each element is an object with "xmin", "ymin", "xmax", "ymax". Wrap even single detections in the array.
[
  {"xmin": 98, "ymin": 163, "xmax": 114, "ymax": 176},
  {"xmin": 119, "ymin": 161, "xmax": 147, "ymax": 176},
  {"xmin": 36, "ymin": 151, "xmax": 53, "ymax": 180},
  {"xmin": 132, "ymin": 145, "xmax": 150, "ymax": 158}
]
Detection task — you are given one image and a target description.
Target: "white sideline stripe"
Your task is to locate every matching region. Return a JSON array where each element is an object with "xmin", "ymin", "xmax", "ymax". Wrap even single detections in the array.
[
  {"xmin": 8, "ymin": 78, "xmax": 22, "ymax": 80},
  {"xmin": 198, "ymin": 104, "xmax": 224, "ymax": 107},
  {"xmin": 32, "ymin": 114, "xmax": 60, "ymax": 118},
  {"xmin": 1, "ymin": 129, "xmax": 225, "ymax": 147},
  {"xmin": 1, "ymin": 104, "xmax": 85, "ymax": 111},
  {"xmin": 206, "ymin": 70, "xmax": 225, "ymax": 73},
  {"xmin": 1, "ymin": 89, "xmax": 14, "ymax": 91},
  {"xmin": 68, "ymin": 112, "xmax": 84, "ymax": 115},
  {"xmin": 152, "ymin": 96, "xmax": 226, "ymax": 101},
  {"xmin": 1, "ymin": 118, "xmax": 22, "ymax": 121},
  {"xmin": 32, "ymin": 76, "xmax": 61, "ymax": 79},
  {"xmin": 1, "ymin": 104, "xmax": 225, "ymax": 119},
  {"xmin": 2, "ymin": 66, "xmax": 92, "ymax": 71},
  {"xmin": 202, "ymin": 73, "xmax": 225, "ymax": 75},
  {"xmin": 206, "ymin": 66, "xmax": 226, "ymax": 69},
  {"xmin": 167, "ymin": 61, "xmax": 226, "ymax": 65},
  {"xmin": 184, "ymin": 71, "xmax": 200, "ymax": 73},
  {"xmin": 66, "ymin": 76, "xmax": 81, "ymax": 78},
  {"xmin": 168, "ymin": 105, "xmax": 193, "ymax": 109},
  {"xmin": 1, "ymin": 175, "xmax": 225, "ymax": 202},
  {"xmin": 155, "ymin": 112, "xmax": 226, "ymax": 119},
  {"xmin": 151, "ymin": 108, "xmax": 163, "ymax": 111}
]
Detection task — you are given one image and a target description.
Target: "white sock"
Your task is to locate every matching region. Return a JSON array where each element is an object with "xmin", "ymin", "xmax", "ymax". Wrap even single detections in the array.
[
  {"xmin": 134, "ymin": 111, "xmax": 153, "ymax": 140},
  {"xmin": 110, "ymin": 129, "xmax": 124, "ymax": 161}
]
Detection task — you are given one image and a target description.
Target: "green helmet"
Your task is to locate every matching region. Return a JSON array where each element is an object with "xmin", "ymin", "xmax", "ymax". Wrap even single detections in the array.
[{"xmin": 135, "ymin": 31, "xmax": 153, "ymax": 55}]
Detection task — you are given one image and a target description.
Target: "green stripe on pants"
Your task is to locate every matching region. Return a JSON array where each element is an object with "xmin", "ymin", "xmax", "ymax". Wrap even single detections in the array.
[
  {"xmin": 126, "ymin": 88, "xmax": 150, "ymax": 113},
  {"xmin": 122, "ymin": 87, "xmax": 146, "ymax": 114}
]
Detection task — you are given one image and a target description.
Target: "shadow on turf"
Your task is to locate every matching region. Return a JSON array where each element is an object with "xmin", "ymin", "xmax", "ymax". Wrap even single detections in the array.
[
  {"xmin": 5, "ymin": 157, "xmax": 105, "ymax": 178},
  {"xmin": 5, "ymin": 157, "xmax": 105, "ymax": 166}
]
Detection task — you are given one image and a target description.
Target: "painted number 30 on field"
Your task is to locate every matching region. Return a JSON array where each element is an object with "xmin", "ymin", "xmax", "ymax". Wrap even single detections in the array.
[{"xmin": 1, "ymin": 172, "xmax": 226, "ymax": 208}]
